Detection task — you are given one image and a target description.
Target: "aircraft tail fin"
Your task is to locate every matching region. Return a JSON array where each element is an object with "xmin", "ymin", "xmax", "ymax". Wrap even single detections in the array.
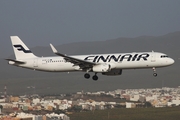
[{"xmin": 10, "ymin": 36, "xmax": 37, "ymax": 59}]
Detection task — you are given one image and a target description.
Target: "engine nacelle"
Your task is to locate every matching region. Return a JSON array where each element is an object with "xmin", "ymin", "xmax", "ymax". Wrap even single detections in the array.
[
  {"xmin": 92, "ymin": 64, "xmax": 111, "ymax": 72},
  {"xmin": 102, "ymin": 69, "xmax": 122, "ymax": 76}
]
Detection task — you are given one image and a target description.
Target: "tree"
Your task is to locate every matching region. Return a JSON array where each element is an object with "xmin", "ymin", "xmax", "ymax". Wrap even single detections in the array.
[
  {"xmin": 144, "ymin": 102, "xmax": 152, "ymax": 107},
  {"xmin": 0, "ymin": 105, "xmax": 3, "ymax": 109}
]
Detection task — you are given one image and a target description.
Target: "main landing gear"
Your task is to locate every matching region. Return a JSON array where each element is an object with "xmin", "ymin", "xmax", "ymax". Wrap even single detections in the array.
[
  {"xmin": 84, "ymin": 73, "xmax": 90, "ymax": 79},
  {"xmin": 152, "ymin": 67, "xmax": 157, "ymax": 77},
  {"xmin": 84, "ymin": 73, "xmax": 98, "ymax": 81}
]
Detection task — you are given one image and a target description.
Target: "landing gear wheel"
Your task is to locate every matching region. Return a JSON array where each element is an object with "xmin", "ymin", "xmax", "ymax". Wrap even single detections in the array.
[
  {"xmin": 152, "ymin": 67, "xmax": 157, "ymax": 77},
  {"xmin": 84, "ymin": 73, "xmax": 90, "ymax": 79},
  {"xmin": 92, "ymin": 75, "xmax": 98, "ymax": 81},
  {"xmin": 153, "ymin": 73, "xmax": 157, "ymax": 77}
]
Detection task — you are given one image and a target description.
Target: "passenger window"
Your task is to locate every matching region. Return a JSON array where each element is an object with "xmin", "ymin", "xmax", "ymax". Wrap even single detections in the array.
[{"xmin": 161, "ymin": 55, "xmax": 168, "ymax": 58}]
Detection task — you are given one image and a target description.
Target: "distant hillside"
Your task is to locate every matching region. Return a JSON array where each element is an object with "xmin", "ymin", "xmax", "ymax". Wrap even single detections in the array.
[
  {"xmin": 1, "ymin": 31, "xmax": 180, "ymax": 95},
  {"xmin": 31, "ymin": 31, "xmax": 180, "ymax": 56}
]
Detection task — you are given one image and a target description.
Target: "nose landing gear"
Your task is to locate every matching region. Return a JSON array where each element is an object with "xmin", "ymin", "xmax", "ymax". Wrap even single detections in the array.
[
  {"xmin": 153, "ymin": 73, "xmax": 157, "ymax": 77},
  {"xmin": 152, "ymin": 67, "xmax": 157, "ymax": 77}
]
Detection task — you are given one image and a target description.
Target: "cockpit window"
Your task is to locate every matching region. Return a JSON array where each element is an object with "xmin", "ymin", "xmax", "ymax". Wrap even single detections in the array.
[{"xmin": 161, "ymin": 55, "xmax": 168, "ymax": 58}]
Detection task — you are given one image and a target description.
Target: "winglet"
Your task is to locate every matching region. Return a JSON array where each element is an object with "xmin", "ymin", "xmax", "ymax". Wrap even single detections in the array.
[
  {"xmin": 50, "ymin": 44, "xmax": 58, "ymax": 53},
  {"xmin": 50, "ymin": 44, "xmax": 67, "ymax": 57}
]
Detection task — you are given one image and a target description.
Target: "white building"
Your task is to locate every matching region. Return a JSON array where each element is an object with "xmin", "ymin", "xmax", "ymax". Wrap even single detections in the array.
[
  {"xmin": 130, "ymin": 95, "xmax": 140, "ymax": 102},
  {"xmin": 126, "ymin": 102, "xmax": 135, "ymax": 108}
]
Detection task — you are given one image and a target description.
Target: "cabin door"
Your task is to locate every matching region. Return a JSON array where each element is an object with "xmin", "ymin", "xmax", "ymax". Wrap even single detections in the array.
[
  {"xmin": 33, "ymin": 59, "xmax": 38, "ymax": 67},
  {"xmin": 151, "ymin": 52, "xmax": 156, "ymax": 62}
]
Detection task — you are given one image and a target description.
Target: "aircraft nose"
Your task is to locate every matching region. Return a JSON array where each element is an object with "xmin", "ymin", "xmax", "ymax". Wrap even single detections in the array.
[{"xmin": 169, "ymin": 58, "xmax": 175, "ymax": 65}]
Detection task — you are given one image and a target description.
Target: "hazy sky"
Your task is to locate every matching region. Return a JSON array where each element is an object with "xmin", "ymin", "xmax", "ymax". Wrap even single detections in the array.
[{"xmin": 1, "ymin": 0, "xmax": 180, "ymax": 57}]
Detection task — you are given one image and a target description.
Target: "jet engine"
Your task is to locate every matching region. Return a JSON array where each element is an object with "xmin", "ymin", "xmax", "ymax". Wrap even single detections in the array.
[
  {"xmin": 92, "ymin": 64, "xmax": 111, "ymax": 72},
  {"xmin": 102, "ymin": 69, "xmax": 122, "ymax": 76}
]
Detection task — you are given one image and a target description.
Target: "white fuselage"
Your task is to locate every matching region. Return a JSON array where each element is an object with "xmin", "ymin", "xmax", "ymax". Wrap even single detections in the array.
[{"xmin": 11, "ymin": 52, "xmax": 174, "ymax": 72}]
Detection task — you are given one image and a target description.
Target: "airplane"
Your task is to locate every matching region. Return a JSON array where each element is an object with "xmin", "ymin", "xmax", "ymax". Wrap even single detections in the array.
[{"xmin": 6, "ymin": 36, "xmax": 174, "ymax": 81}]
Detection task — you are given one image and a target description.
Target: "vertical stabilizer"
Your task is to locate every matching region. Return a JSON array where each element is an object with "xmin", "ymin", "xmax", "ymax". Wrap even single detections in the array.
[{"xmin": 10, "ymin": 36, "xmax": 37, "ymax": 59}]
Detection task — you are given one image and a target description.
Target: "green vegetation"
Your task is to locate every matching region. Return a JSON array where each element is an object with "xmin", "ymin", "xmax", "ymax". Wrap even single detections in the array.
[{"xmin": 69, "ymin": 107, "xmax": 180, "ymax": 120}]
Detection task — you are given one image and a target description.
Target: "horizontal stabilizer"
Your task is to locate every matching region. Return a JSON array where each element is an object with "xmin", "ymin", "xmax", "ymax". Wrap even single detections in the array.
[{"xmin": 5, "ymin": 59, "xmax": 26, "ymax": 64}]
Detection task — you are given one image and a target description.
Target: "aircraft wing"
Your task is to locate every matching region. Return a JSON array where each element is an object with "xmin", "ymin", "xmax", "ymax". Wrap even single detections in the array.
[{"xmin": 50, "ymin": 44, "xmax": 97, "ymax": 69}]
